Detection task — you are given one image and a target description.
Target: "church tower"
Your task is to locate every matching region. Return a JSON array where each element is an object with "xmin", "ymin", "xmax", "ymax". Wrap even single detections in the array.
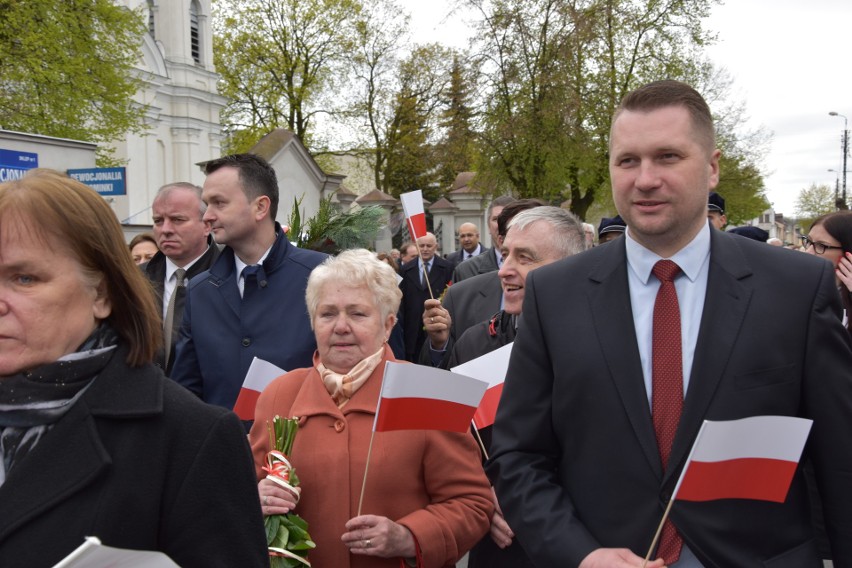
[{"xmin": 112, "ymin": 0, "xmax": 226, "ymax": 225}]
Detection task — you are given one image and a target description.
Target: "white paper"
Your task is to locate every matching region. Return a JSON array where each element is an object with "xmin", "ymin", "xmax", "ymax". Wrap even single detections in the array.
[
  {"xmin": 242, "ymin": 357, "xmax": 288, "ymax": 391},
  {"xmin": 53, "ymin": 537, "xmax": 180, "ymax": 568}
]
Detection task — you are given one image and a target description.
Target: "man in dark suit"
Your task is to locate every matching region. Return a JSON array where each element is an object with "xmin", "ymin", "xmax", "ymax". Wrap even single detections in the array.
[
  {"xmin": 398, "ymin": 232, "xmax": 453, "ymax": 361},
  {"xmin": 143, "ymin": 182, "xmax": 219, "ymax": 375},
  {"xmin": 453, "ymin": 196, "xmax": 515, "ymax": 282},
  {"xmin": 487, "ymin": 80, "xmax": 852, "ymax": 567},
  {"xmin": 422, "ymin": 199, "xmax": 548, "ymax": 366},
  {"xmin": 446, "ymin": 222, "xmax": 484, "ymax": 269},
  {"xmin": 170, "ymin": 154, "xmax": 325, "ymax": 409}
]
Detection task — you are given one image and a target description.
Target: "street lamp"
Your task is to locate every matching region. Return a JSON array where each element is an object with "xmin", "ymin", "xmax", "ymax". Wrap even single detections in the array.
[
  {"xmin": 828, "ymin": 168, "xmax": 839, "ymax": 200},
  {"xmin": 829, "ymin": 111, "xmax": 848, "ymax": 209}
]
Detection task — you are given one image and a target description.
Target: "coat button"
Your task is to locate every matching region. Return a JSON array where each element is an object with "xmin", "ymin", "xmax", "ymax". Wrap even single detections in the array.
[
  {"xmin": 241, "ymin": 337, "xmax": 251, "ymax": 347},
  {"xmin": 259, "ymin": 280, "xmax": 268, "ymax": 288},
  {"xmin": 334, "ymin": 420, "xmax": 345, "ymax": 432}
]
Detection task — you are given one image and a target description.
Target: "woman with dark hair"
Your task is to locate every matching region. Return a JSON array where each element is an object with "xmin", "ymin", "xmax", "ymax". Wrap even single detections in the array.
[
  {"xmin": 805, "ymin": 211, "xmax": 852, "ymax": 334},
  {"xmin": 0, "ymin": 169, "xmax": 268, "ymax": 566},
  {"xmin": 129, "ymin": 231, "xmax": 159, "ymax": 264}
]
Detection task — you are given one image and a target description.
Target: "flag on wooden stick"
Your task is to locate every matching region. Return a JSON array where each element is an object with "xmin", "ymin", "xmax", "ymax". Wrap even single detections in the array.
[
  {"xmin": 399, "ymin": 190, "xmax": 427, "ymax": 240},
  {"xmin": 373, "ymin": 362, "xmax": 488, "ymax": 433},
  {"xmin": 451, "ymin": 343, "xmax": 513, "ymax": 430}
]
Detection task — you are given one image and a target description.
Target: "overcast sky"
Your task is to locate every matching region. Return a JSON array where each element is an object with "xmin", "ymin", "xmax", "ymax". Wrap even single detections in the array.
[{"xmin": 402, "ymin": 0, "xmax": 852, "ymax": 217}]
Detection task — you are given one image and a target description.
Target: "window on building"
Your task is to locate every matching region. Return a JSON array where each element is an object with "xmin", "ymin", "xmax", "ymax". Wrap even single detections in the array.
[
  {"xmin": 190, "ymin": 0, "xmax": 201, "ymax": 64},
  {"xmin": 147, "ymin": 0, "xmax": 155, "ymax": 37}
]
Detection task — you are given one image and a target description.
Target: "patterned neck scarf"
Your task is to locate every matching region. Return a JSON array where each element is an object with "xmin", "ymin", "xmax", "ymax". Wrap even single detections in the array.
[
  {"xmin": 0, "ymin": 324, "xmax": 119, "ymax": 486},
  {"xmin": 317, "ymin": 346, "xmax": 385, "ymax": 408}
]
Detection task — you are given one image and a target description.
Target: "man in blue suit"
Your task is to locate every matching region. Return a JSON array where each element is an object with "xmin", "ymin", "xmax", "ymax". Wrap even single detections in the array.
[{"xmin": 171, "ymin": 154, "xmax": 326, "ymax": 409}]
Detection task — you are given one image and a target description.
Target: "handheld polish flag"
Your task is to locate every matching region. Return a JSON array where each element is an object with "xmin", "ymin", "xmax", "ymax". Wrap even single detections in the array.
[
  {"xmin": 673, "ymin": 415, "xmax": 813, "ymax": 502},
  {"xmin": 373, "ymin": 362, "xmax": 488, "ymax": 433},
  {"xmin": 233, "ymin": 357, "xmax": 287, "ymax": 421},
  {"xmin": 399, "ymin": 190, "xmax": 427, "ymax": 240},
  {"xmin": 451, "ymin": 343, "xmax": 513, "ymax": 430}
]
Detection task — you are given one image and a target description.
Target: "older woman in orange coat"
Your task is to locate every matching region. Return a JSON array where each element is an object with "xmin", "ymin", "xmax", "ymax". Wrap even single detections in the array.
[{"xmin": 249, "ymin": 249, "xmax": 493, "ymax": 568}]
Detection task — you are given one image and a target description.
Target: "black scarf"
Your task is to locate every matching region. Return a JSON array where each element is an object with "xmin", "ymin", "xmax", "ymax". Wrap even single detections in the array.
[{"xmin": 0, "ymin": 324, "xmax": 118, "ymax": 485}]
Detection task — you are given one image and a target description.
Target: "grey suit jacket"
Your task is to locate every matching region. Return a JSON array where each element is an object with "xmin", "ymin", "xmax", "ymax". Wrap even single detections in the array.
[
  {"xmin": 446, "ymin": 244, "xmax": 484, "ymax": 270},
  {"xmin": 487, "ymin": 229, "xmax": 852, "ymax": 567},
  {"xmin": 453, "ymin": 246, "xmax": 499, "ymax": 282},
  {"xmin": 419, "ymin": 271, "xmax": 503, "ymax": 367},
  {"xmin": 142, "ymin": 245, "xmax": 220, "ymax": 375},
  {"xmin": 444, "ymin": 271, "xmax": 503, "ymax": 343}
]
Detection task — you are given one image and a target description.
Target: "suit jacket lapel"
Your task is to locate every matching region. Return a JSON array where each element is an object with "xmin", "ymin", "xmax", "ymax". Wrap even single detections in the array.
[
  {"xmin": 665, "ymin": 231, "xmax": 753, "ymax": 482},
  {"xmin": 589, "ymin": 242, "xmax": 663, "ymax": 477}
]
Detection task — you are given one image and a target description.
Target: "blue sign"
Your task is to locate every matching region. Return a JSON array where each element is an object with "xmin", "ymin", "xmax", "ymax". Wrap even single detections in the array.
[
  {"xmin": 0, "ymin": 149, "xmax": 38, "ymax": 182},
  {"xmin": 67, "ymin": 167, "xmax": 127, "ymax": 196}
]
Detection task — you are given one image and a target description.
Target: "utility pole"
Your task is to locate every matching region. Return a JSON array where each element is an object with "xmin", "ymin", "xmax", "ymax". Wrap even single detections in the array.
[{"xmin": 829, "ymin": 112, "xmax": 848, "ymax": 209}]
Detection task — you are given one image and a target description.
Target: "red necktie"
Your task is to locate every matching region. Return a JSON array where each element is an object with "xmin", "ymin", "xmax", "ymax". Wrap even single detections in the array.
[{"xmin": 651, "ymin": 259, "xmax": 683, "ymax": 564}]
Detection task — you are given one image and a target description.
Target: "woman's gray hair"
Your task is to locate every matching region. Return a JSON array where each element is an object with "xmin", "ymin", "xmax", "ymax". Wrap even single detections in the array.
[
  {"xmin": 508, "ymin": 206, "xmax": 587, "ymax": 256},
  {"xmin": 305, "ymin": 249, "xmax": 402, "ymax": 326}
]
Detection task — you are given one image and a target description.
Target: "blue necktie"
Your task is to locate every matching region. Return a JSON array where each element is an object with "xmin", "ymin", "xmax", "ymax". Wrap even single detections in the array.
[{"xmin": 242, "ymin": 265, "xmax": 261, "ymax": 298}]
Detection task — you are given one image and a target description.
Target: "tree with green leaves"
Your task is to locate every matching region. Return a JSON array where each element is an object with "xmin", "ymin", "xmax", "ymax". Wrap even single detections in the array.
[
  {"xmin": 696, "ymin": 64, "xmax": 771, "ymax": 224},
  {"xmin": 0, "ymin": 0, "xmax": 147, "ymax": 164},
  {"xmin": 433, "ymin": 55, "xmax": 478, "ymax": 190},
  {"xmin": 345, "ymin": 0, "xmax": 452, "ymax": 198},
  {"xmin": 214, "ymin": 0, "xmax": 363, "ymax": 153},
  {"xmin": 468, "ymin": 0, "xmax": 719, "ymax": 219},
  {"xmin": 796, "ymin": 183, "xmax": 836, "ymax": 229}
]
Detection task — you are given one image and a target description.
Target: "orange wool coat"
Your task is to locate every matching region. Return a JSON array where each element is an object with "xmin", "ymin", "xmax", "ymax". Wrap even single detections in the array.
[{"xmin": 249, "ymin": 345, "xmax": 494, "ymax": 568}]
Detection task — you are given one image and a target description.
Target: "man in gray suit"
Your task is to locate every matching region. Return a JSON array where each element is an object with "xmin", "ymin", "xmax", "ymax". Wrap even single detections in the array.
[
  {"xmin": 143, "ymin": 182, "xmax": 219, "ymax": 375},
  {"xmin": 488, "ymin": 80, "xmax": 852, "ymax": 567},
  {"xmin": 453, "ymin": 196, "xmax": 515, "ymax": 282},
  {"xmin": 421, "ymin": 200, "xmax": 545, "ymax": 367}
]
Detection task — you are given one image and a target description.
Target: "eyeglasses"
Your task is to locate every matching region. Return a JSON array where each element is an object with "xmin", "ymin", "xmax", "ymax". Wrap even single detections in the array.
[{"xmin": 800, "ymin": 235, "xmax": 843, "ymax": 255}]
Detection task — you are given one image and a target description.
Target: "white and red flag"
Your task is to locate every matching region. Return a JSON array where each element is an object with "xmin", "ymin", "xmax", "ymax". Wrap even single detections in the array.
[
  {"xmin": 233, "ymin": 357, "xmax": 287, "ymax": 421},
  {"xmin": 673, "ymin": 415, "xmax": 812, "ymax": 503},
  {"xmin": 373, "ymin": 362, "xmax": 488, "ymax": 433},
  {"xmin": 399, "ymin": 190, "xmax": 427, "ymax": 240},
  {"xmin": 451, "ymin": 342, "xmax": 513, "ymax": 429}
]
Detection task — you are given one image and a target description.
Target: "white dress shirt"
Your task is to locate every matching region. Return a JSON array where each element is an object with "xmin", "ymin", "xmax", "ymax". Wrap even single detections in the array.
[
  {"xmin": 624, "ymin": 223, "xmax": 711, "ymax": 568},
  {"xmin": 236, "ymin": 245, "xmax": 273, "ymax": 298},
  {"xmin": 162, "ymin": 254, "xmax": 205, "ymax": 318}
]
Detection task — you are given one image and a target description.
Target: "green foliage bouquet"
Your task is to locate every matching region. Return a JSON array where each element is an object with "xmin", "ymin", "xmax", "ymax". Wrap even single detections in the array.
[{"xmin": 264, "ymin": 416, "xmax": 315, "ymax": 567}]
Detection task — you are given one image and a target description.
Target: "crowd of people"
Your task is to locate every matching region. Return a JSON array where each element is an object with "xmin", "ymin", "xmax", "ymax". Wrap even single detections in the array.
[{"xmin": 1, "ymin": 79, "xmax": 851, "ymax": 568}]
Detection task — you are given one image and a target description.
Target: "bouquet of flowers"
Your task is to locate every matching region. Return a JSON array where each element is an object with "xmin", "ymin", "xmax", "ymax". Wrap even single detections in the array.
[{"xmin": 264, "ymin": 416, "xmax": 315, "ymax": 567}]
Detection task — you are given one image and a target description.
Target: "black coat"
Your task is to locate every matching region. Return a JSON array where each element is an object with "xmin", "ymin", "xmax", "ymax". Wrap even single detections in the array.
[
  {"xmin": 0, "ymin": 344, "xmax": 269, "ymax": 567},
  {"xmin": 398, "ymin": 255, "xmax": 453, "ymax": 360}
]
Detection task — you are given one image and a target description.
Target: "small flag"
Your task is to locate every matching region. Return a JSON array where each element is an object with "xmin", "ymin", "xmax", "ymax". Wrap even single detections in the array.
[
  {"xmin": 399, "ymin": 190, "xmax": 427, "ymax": 240},
  {"xmin": 373, "ymin": 362, "xmax": 488, "ymax": 433},
  {"xmin": 673, "ymin": 415, "xmax": 812, "ymax": 503},
  {"xmin": 233, "ymin": 358, "xmax": 287, "ymax": 420},
  {"xmin": 451, "ymin": 343, "xmax": 513, "ymax": 429}
]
